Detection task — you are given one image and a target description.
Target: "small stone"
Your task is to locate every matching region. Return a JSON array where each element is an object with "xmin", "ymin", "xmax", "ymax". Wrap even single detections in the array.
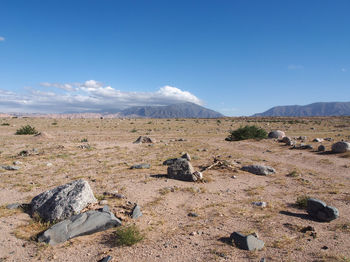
[
  {"xmin": 130, "ymin": 163, "xmax": 150, "ymax": 169},
  {"xmin": 188, "ymin": 212, "xmax": 198, "ymax": 217},
  {"xmin": 313, "ymin": 138, "xmax": 323, "ymax": 142},
  {"xmin": 99, "ymin": 200, "xmax": 108, "ymax": 205},
  {"xmin": 252, "ymin": 201, "xmax": 267, "ymax": 208},
  {"xmin": 189, "ymin": 232, "xmax": 196, "ymax": 236},
  {"xmin": 6, "ymin": 203, "xmax": 22, "ymax": 209},
  {"xmin": 13, "ymin": 161, "xmax": 22, "ymax": 165},
  {"xmin": 131, "ymin": 205, "xmax": 142, "ymax": 219},
  {"xmin": 192, "ymin": 171, "xmax": 203, "ymax": 181},
  {"xmin": 99, "ymin": 255, "xmax": 113, "ymax": 262},
  {"xmin": 46, "ymin": 162, "xmax": 53, "ymax": 167},
  {"xmin": 321, "ymin": 246, "xmax": 328, "ymax": 250},
  {"xmin": 318, "ymin": 145, "xmax": 326, "ymax": 152},
  {"xmin": 230, "ymin": 232, "xmax": 264, "ymax": 251},
  {"xmin": 231, "ymin": 175, "xmax": 237, "ymax": 179},
  {"xmin": 133, "ymin": 136, "xmax": 155, "ymax": 144}
]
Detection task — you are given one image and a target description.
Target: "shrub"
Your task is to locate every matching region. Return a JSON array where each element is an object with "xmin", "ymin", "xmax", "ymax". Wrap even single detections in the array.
[
  {"xmin": 1, "ymin": 123, "xmax": 10, "ymax": 126},
  {"xmin": 15, "ymin": 125, "xmax": 38, "ymax": 135},
  {"xmin": 295, "ymin": 195, "xmax": 310, "ymax": 209},
  {"xmin": 225, "ymin": 125, "xmax": 267, "ymax": 141},
  {"xmin": 80, "ymin": 138, "xmax": 88, "ymax": 142},
  {"xmin": 114, "ymin": 225, "xmax": 144, "ymax": 246}
]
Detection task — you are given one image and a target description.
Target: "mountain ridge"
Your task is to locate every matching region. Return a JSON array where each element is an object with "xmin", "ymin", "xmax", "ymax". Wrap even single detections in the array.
[{"xmin": 253, "ymin": 102, "xmax": 350, "ymax": 117}]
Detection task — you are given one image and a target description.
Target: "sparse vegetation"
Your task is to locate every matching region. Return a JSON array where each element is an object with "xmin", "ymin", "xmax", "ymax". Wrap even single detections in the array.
[
  {"xmin": 15, "ymin": 125, "xmax": 38, "ymax": 135},
  {"xmin": 113, "ymin": 225, "xmax": 144, "ymax": 246},
  {"xmin": 225, "ymin": 125, "xmax": 267, "ymax": 141},
  {"xmin": 295, "ymin": 195, "xmax": 310, "ymax": 209},
  {"xmin": 80, "ymin": 138, "xmax": 88, "ymax": 142}
]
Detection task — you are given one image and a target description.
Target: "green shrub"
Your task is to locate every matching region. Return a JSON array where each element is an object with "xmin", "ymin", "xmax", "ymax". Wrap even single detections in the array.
[
  {"xmin": 225, "ymin": 125, "xmax": 267, "ymax": 141},
  {"xmin": 114, "ymin": 225, "xmax": 144, "ymax": 246},
  {"xmin": 1, "ymin": 123, "xmax": 10, "ymax": 126},
  {"xmin": 15, "ymin": 125, "xmax": 38, "ymax": 135},
  {"xmin": 295, "ymin": 195, "xmax": 310, "ymax": 209},
  {"xmin": 80, "ymin": 138, "xmax": 88, "ymax": 142}
]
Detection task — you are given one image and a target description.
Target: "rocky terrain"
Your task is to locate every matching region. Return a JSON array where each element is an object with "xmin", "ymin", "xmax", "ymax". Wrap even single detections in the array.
[{"xmin": 0, "ymin": 116, "xmax": 349, "ymax": 262}]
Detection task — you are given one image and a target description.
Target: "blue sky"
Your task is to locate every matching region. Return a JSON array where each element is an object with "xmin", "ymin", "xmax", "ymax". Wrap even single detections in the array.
[{"xmin": 0, "ymin": 0, "xmax": 349, "ymax": 115}]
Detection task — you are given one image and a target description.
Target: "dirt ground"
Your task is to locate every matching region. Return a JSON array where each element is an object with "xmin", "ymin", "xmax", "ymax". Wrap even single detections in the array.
[{"xmin": 0, "ymin": 116, "xmax": 349, "ymax": 262}]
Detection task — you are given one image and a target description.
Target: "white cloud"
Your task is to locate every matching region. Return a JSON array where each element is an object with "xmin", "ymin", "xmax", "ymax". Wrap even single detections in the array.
[
  {"xmin": 0, "ymin": 36, "xmax": 5, "ymax": 41},
  {"xmin": 0, "ymin": 81, "xmax": 203, "ymax": 113},
  {"xmin": 288, "ymin": 64, "xmax": 304, "ymax": 70}
]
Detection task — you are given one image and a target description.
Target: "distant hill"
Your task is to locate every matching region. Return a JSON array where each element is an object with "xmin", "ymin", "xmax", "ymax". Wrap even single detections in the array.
[
  {"xmin": 120, "ymin": 102, "xmax": 224, "ymax": 118},
  {"xmin": 253, "ymin": 102, "xmax": 350, "ymax": 117}
]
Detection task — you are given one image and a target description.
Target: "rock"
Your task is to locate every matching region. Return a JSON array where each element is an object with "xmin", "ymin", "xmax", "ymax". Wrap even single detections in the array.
[
  {"xmin": 241, "ymin": 165, "xmax": 276, "ymax": 176},
  {"xmin": 188, "ymin": 212, "xmax": 198, "ymax": 217},
  {"xmin": 130, "ymin": 163, "xmax": 150, "ymax": 169},
  {"xmin": 331, "ymin": 141, "xmax": 350, "ymax": 153},
  {"xmin": 313, "ymin": 138, "xmax": 324, "ymax": 142},
  {"xmin": 300, "ymin": 144, "xmax": 313, "ymax": 150},
  {"xmin": 230, "ymin": 232, "xmax": 264, "ymax": 251},
  {"xmin": 324, "ymin": 137, "xmax": 333, "ymax": 142},
  {"xmin": 268, "ymin": 130, "xmax": 285, "ymax": 139},
  {"xmin": 99, "ymin": 200, "xmax": 108, "ymax": 205},
  {"xmin": 38, "ymin": 209, "xmax": 121, "ymax": 245},
  {"xmin": 46, "ymin": 162, "xmax": 53, "ymax": 167},
  {"xmin": 13, "ymin": 161, "xmax": 22, "ymax": 165},
  {"xmin": 133, "ymin": 136, "xmax": 155, "ymax": 144},
  {"xmin": 167, "ymin": 158, "xmax": 196, "ymax": 181},
  {"xmin": 1, "ymin": 165, "xmax": 20, "ymax": 171},
  {"xmin": 6, "ymin": 203, "xmax": 22, "ymax": 209},
  {"xmin": 297, "ymin": 136, "xmax": 307, "ymax": 141},
  {"xmin": 99, "ymin": 256, "xmax": 113, "ymax": 262},
  {"xmin": 181, "ymin": 153, "xmax": 191, "ymax": 161},
  {"xmin": 131, "ymin": 204, "xmax": 142, "ymax": 219},
  {"xmin": 163, "ymin": 158, "xmax": 177, "ymax": 165},
  {"xmin": 307, "ymin": 198, "xmax": 339, "ymax": 222},
  {"xmin": 30, "ymin": 179, "xmax": 97, "ymax": 222},
  {"xmin": 282, "ymin": 136, "xmax": 293, "ymax": 145},
  {"xmin": 318, "ymin": 145, "xmax": 326, "ymax": 152},
  {"xmin": 192, "ymin": 171, "xmax": 203, "ymax": 181},
  {"xmin": 252, "ymin": 201, "xmax": 267, "ymax": 208}
]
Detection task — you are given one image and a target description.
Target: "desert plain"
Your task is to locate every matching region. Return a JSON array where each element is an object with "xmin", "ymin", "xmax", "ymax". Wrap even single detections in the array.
[{"xmin": 0, "ymin": 116, "xmax": 349, "ymax": 262}]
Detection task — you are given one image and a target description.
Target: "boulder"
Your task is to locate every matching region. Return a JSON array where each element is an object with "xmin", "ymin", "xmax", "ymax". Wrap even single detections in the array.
[
  {"xmin": 30, "ymin": 179, "xmax": 97, "ymax": 222},
  {"xmin": 307, "ymin": 198, "xmax": 339, "ymax": 222},
  {"xmin": 241, "ymin": 165, "xmax": 276, "ymax": 176},
  {"xmin": 318, "ymin": 145, "xmax": 326, "ymax": 152},
  {"xmin": 167, "ymin": 158, "xmax": 196, "ymax": 181},
  {"xmin": 268, "ymin": 130, "xmax": 285, "ymax": 139},
  {"xmin": 38, "ymin": 209, "xmax": 121, "ymax": 245},
  {"xmin": 133, "ymin": 136, "xmax": 155, "ymax": 144},
  {"xmin": 331, "ymin": 141, "xmax": 350, "ymax": 153},
  {"xmin": 281, "ymin": 136, "xmax": 294, "ymax": 146},
  {"xmin": 230, "ymin": 232, "xmax": 264, "ymax": 251},
  {"xmin": 163, "ymin": 153, "xmax": 191, "ymax": 165}
]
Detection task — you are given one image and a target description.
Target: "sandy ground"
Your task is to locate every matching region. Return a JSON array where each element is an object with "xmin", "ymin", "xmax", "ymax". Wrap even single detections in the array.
[{"xmin": 0, "ymin": 116, "xmax": 349, "ymax": 262}]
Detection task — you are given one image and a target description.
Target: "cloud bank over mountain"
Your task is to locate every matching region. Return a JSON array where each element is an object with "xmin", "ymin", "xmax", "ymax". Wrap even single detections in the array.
[{"xmin": 0, "ymin": 80, "xmax": 203, "ymax": 113}]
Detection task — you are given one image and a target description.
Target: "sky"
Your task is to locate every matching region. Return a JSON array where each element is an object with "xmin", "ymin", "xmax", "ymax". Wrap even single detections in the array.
[{"xmin": 0, "ymin": 0, "xmax": 349, "ymax": 116}]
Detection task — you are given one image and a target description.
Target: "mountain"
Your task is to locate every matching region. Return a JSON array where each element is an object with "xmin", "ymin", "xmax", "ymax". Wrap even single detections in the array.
[
  {"xmin": 253, "ymin": 102, "xmax": 350, "ymax": 117},
  {"xmin": 120, "ymin": 102, "xmax": 224, "ymax": 118}
]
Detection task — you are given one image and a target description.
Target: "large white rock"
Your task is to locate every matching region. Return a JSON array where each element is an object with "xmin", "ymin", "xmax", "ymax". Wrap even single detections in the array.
[
  {"xmin": 268, "ymin": 130, "xmax": 285, "ymax": 139},
  {"xmin": 30, "ymin": 179, "xmax": 97, "ymax": 222}
]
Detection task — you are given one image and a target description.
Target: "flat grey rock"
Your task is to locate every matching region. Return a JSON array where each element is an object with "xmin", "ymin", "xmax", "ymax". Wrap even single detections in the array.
[
  {"xmin": 307, "ymin": 198, "xmax": 339, "ymax": 222},
  {"xmin": 331, "ymin": 141, "xmax": 350, "ymax": 153},
  {"xmin": 241, "ymin": 165, "xmax": 275, "ymax": 176},
  {"xmin": 130, "ymin": 163, "xmax": 150, "ymax": 169},
  {"xmin": 6, "ymin": 203, "xmax": 22, "ymax": 209},
  {"xmin": 230, "ymin": 232, "xmax": 264, "ymax": 251},
  {"xmin": 30, "ymin": 179, "xmax": 97, "ymax": 222},
  {"xmin": 131, "ymin": 205, "xmax": 142, "ymax": 219},
  {"xmin": 38, "ymin": 209, "xmax": 121, "ymax": 245},
  {"xmin": 1, "ymin": 165, "xmax": 20, "ymax": 171}
]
